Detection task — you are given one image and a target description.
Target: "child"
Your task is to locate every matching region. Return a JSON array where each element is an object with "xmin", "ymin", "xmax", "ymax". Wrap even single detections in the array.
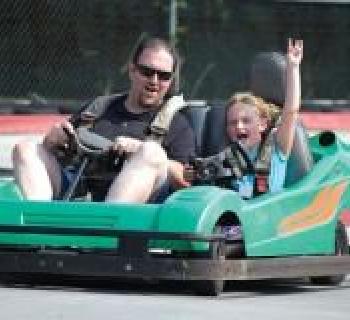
[{"xmin": 225, "ymin": 39, "xmax": 303, "ymax": 198}]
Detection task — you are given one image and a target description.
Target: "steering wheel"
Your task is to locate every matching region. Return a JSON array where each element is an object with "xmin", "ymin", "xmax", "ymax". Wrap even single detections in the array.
[
  {"xmin": 64, "ymin": 126, "xmax": 113, "ymax": 157},
  {"xmin": 190, "ymin": 141, "xmax": 254, "ymax": 189},
  {"xmin": 60, "ymin": 126, "xmax": 116, "ymax": 200}
]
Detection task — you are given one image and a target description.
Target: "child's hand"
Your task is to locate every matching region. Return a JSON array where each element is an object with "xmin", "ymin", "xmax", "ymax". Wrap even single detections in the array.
[{"xmin": 287, "ymin": 38, "xmax": 303, "ymax": 66}]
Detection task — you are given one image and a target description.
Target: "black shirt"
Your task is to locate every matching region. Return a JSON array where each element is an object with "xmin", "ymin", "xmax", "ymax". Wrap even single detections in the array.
[{"xmin": 92, "ymin": 94, "xmax": 195, "ymax": 163}]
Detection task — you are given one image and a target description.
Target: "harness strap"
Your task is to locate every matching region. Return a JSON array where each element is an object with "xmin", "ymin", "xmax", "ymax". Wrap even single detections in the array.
[
  {"xmin": 224, "ymin": 130, "xmax": 275, "ymax": 196},
  {"xmin": 146, "ymin": 94, "xmax": 186, "ymax": 143},
  {"xmin": 77, "ymin": 93, "xmax": 186, "ymax": 144},
  {"xmin": 79, "ymin": 93, "xmax": 127, "ymax": 125},
  {"xmin": 224, "ymin": 142, "xmax": 253, "ymax": 179},
  {"xmin": 255, "ymin": 130, "xmax": 274, "ymax": 173}
]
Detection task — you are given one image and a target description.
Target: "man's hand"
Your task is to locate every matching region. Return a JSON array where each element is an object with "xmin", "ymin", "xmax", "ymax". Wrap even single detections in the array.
[
  {"xmin": 168, "ymin": 160, "xmax": 191, "ymax": 188},
  {"xmin": 183, "ymin": 163, "xmax": 197, "ymax": 183},
  {"xmin": 43, "ymin": 120, "xmax": 74, "ymax": 150},
  {"xmin": 112, "ymin": 136, "xmax": 142, "ymax": 156}
]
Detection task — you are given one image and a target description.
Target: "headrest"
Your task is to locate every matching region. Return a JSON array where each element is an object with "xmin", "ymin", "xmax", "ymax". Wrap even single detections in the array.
[{"xmin": 250, "ymin": 51, "xmax": 286, "ymax": 106}]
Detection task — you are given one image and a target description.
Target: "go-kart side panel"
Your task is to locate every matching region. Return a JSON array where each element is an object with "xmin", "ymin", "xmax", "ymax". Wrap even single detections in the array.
[
  {"xmin": 0, "ymin": 182, "xmax": 245, "ymax": 252},
  {"xmin": 0, "ymin": 198, "xmax": 161, "ymax": 248},
  {"xmin": 243, "ymin": 145, "xmax": 350, "ymax": 256},
  {"xmin": 243, "ymin": 185, "xmax": 343, "ymax": 256},
  {"xmin": 0, "ymin": 179, "xmax": 23, "ymax": 200}
]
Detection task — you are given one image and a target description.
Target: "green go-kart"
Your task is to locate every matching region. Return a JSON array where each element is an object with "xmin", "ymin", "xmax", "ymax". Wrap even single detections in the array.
[{"xmin": 0, "ymin": 118, "xmax": 350, "ymax": 296}]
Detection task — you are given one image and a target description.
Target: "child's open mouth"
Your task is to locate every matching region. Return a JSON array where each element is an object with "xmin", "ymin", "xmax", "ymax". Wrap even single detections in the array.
[{"xmin": 236, "ymin": 133, "xmax": 249, "ymax": 140}]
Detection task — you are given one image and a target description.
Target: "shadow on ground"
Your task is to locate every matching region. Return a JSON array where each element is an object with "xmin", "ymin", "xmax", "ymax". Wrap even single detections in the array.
[{"xmin": 0, "ymin": 274, "xmax": 349, "ymax": 299}]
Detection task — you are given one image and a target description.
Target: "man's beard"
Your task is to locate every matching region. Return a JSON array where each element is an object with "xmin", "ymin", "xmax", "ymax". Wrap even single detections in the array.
[{"xmin": 138, "ymin": 94, "xmax": 163, "ymax": 110}]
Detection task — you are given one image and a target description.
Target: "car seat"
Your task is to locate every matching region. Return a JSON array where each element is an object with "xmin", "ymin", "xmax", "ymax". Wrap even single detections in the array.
[{"xmin": 250, "ymin": 51, "xmax": 314, "ymax": 186}]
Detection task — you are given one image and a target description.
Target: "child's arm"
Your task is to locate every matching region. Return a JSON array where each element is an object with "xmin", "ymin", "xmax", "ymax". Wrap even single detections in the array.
[{"xmin": 276, "ymin": 38, "xmax": 303, "ymax": 156}]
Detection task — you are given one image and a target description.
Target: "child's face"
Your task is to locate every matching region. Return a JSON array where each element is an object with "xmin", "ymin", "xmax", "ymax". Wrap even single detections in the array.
[{"xmin": 226, "ymin": 102, "xmax": 267, "ymax": 149}]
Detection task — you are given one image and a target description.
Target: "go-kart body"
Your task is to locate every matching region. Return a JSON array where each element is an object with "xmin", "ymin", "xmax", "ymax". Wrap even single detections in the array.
[
  {"xmin": 0, "ymin": 130, "xmax": 349, "ymax": 254},
  {"xmin": 0, "ymin": 130, "xmax": 350, "ymax": 294}
]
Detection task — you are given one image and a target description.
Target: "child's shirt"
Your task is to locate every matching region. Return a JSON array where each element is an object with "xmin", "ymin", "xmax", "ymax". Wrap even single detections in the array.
[{"xmin": 231, "ymin": 139, "xmax": 287, "ymax": 198}]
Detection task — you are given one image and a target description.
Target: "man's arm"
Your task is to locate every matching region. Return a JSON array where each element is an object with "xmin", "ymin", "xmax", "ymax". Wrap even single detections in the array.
[{"xmin": 164, "ymin": 111, "xmax": 196, "ymax": 189}]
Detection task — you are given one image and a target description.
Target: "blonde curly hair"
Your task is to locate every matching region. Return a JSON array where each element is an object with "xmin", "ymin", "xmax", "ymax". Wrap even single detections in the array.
[{"xmin": 226, "ymin": 92, "xmax": 280, "ymax": 128}]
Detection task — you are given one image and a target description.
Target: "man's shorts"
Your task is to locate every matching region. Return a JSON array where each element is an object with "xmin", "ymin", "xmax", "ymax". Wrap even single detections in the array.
[
  {"xmin": 60, "ymin": 166, "xmax": 171, "ymax": 203},
  {"xmin": 61, "ymin": 166, "xmax": 78, "ymax": 196}
]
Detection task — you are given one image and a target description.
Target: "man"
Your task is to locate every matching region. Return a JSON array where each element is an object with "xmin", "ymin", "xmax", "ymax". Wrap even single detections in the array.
[{"xmin": 12, "ymin": 37, "xmax": 195, "ymax": 203}]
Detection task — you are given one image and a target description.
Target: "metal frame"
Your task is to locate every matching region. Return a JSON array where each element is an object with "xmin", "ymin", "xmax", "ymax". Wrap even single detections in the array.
[
  {"xmin": 1, "ymin": 251, "xmax": 350, "ymax": 281},
  {"xmin": 0, "ymin": 225, "xmax": 349, "ymax": 281}
]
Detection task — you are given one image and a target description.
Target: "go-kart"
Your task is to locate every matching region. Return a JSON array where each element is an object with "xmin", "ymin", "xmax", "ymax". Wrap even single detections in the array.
[{"xmin": 0, "ymin": 121, "xmax": 350, "ymax": 296}]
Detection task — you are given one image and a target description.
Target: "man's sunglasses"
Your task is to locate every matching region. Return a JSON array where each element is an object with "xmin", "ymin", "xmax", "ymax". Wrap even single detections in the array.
[{"xmin": 135, "ymin": 63, "xmax": 173, "ymax": 81}]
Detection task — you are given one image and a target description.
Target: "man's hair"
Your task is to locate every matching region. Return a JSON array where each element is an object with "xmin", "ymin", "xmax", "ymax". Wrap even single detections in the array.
[{"xmin": 131, "ymin": 37, "xmax": 181, "ymax": 96}]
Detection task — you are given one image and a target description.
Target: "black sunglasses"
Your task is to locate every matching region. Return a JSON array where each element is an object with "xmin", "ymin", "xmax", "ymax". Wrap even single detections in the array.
[{"xmin": 135, "ymin": 63, "xmax": 173, "ymax": 81}]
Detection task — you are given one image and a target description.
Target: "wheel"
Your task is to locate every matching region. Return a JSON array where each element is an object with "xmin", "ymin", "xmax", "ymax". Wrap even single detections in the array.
[
  {"xmin": 193, "ymin": 240, "xmax": 225, "ymax": 296},
  {"xmin": 309, "ymin": 221, "xmax": 348, "ymax": 286},
  {"xmin": 193, "ymin": 224, "xmax": 244, "ymax": 296}
]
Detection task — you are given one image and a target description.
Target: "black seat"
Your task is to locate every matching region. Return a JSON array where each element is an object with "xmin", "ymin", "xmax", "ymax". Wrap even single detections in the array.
[
  {"xmin": 250, "ymin": 51, "xmax": 287, "ymax": 107},
  {"xmin": 182, "ymin": 104, "xmax": 209, "ymax": 156},
  {"xmin": 284, "ymin": 121, "xmax": 314, "ymax": 186},
  {"xmin": 200, "ymin": 104, "xmax": 227, "ymax": 157}
]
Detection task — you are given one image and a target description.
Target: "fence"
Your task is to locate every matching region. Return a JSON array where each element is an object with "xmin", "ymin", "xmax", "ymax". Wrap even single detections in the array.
[{"xmin": 0, "ymin": 0, "xmax": 349, "ymax": 108}]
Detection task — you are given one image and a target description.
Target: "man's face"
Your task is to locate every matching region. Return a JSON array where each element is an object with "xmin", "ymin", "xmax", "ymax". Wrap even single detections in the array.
[
  {"xmin": 226, "ymin": 102, "xmax": 267, "ymax": 150},
  {"xmin": 129, "ymin": 47, "xmax": 174, "ymax": 109}
]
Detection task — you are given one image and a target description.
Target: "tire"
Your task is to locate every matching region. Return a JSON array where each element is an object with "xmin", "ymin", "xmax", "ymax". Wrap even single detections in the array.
[
  {"xmin": 193, "ymin": 239, "xmax": 225, "ymax": 296},
  {"xmin": 193, "ymin": 224, "xmax": 244, "ymax": 296},
  {"xmin": 310, "ymin": 221, "xmax": 348, "ymax": 286}
]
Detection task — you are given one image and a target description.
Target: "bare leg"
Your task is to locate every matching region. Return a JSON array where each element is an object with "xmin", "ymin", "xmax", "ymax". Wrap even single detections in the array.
[
  {"xmin": 12, "ymin": 141, "xmax": 62, "ymax": 200},
  {"xmin": 105, "ymin": 141, "xmax": 168, "ymax": 203}
]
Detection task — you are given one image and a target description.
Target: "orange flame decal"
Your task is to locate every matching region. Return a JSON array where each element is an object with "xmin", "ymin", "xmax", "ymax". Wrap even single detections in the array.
[{"xmin": 279, "ymin": 182, "xmax": 348, "ymax": 235}]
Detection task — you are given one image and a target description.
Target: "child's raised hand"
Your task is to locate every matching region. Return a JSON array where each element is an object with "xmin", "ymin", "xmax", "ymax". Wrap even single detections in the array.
[{"xmin": 287, "ymin": 38, "xmax": 303, "ymax": 66}]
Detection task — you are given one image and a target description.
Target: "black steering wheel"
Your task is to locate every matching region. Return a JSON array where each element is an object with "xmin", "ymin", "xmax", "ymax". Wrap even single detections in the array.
[
  {"xmin": 60, "ymin": 126, "xmax": 116, "ymax": 200},
  {"xmin": 64, "ymin": 126, "xmax": 113, "ymax": 157},
  {"xmin": 190, "ymin": 141, "xmax": 254, "ymax": 189}
]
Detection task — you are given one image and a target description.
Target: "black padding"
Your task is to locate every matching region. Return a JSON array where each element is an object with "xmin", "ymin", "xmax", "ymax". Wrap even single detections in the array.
[
  {"xmin": 285, "ymin": 121, "xmax": 314, "ymax": 186},
  {"xmin": 182, "ymin": 106, "xmax": 209, "ymax": 156},
  {"xmin": 250, "ymin": 51, "xmax": 286, "ymax": 106},
  {"xmin": 200, "ymin": 105, "xmax": 228, "ymax": 157},
  {"xmin": 318, "ymin": 131, "xmax": 336, "ymax": 147}
]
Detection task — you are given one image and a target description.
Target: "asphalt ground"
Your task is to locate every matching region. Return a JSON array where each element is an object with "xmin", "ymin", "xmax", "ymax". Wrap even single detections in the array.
[{"xmin": 0, "ymin": 276, "xmax": 349, "ymax": 320}]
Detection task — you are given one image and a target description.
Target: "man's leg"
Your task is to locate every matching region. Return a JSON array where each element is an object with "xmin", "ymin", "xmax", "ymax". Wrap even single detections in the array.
[
  {"xmin": 105, "ymin": 141, "xmax": 168, "ymax": 203},
  {"xmin": 12, "ymin": 141, "xmax": 62, "ymax": 200}
]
